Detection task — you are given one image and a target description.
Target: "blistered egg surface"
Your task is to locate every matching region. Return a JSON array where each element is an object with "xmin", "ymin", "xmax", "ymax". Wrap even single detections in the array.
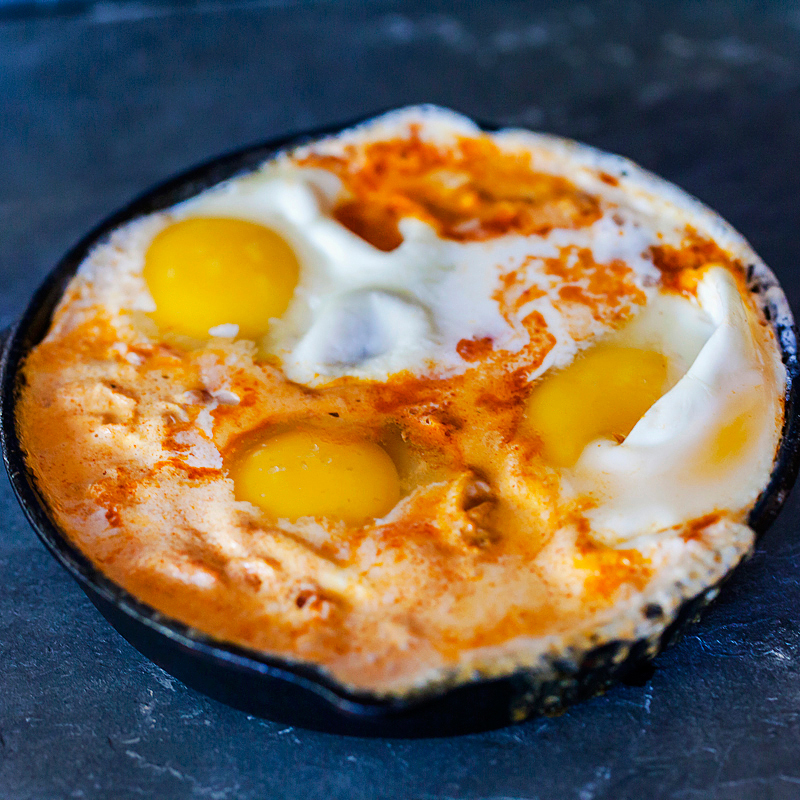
[{"xmin": 17, "ymin": 106, "xmax": 786, "ymax": 696}]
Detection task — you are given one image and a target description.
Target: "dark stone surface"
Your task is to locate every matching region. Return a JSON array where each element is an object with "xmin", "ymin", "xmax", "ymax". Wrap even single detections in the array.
[{"xmin": 1, "ymin": 0, "xmax": 800, "ymax": 797}]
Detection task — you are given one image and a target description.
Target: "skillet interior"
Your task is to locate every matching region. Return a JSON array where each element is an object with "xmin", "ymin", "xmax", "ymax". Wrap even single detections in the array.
[{"xmin": 2, "ymin": 116, "xmax": 798, "ymax": 737}]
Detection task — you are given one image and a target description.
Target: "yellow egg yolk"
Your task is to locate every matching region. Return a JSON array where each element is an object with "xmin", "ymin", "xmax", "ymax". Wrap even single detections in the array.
[
  {"xmin": 695, "ymin": 396, "xmax": 761, "ymax": 475},
  {"xmin": 231, "ymin": 430, "xmax": 401, "ymax": 525},
  {"xmin": 524, "ymin": 345, "xmax": 669, "ymax": 467},
  {"xmin": 143, "ymin": 217, "xmax": 299, "ymax": 340}
]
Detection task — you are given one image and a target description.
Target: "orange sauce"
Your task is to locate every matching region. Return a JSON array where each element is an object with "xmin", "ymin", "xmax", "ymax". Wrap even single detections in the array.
[{"xmin": 298, "ymin": 127, "xmax": 601, "ymax": 250}]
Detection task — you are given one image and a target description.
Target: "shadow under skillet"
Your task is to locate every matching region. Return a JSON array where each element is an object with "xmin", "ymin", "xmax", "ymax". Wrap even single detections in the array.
[{"xmin": 1, "ymin": 0, "xmax": 800, "ymax": 797}]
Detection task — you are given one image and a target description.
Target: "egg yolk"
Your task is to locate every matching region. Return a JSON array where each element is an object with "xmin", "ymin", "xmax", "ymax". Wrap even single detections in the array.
[
  {"xmin": 698, "ymin": 399, "xmax": 760, "ymax": 473},
  {"xmin": 143, "ymin": 217, "xmax": 299, "ymax": 340},
  {"xmin": 231, "ymin": 430, "xmax": 401, "ymax": 525},
  {"xmin": 525, "ymin": 346, "xmax": 669, "ymax": 467}
]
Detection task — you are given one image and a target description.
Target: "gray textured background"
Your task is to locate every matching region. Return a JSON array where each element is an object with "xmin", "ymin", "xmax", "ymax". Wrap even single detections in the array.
[{"xmin": 2, "ymin": 1, "xmax": 800, "ymax": 798}]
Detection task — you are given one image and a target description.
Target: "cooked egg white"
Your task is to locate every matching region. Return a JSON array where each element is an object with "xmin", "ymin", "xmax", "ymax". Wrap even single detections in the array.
[{"xmin": 575, "ymin": 267, "xmax": 783, "ymax": 544}]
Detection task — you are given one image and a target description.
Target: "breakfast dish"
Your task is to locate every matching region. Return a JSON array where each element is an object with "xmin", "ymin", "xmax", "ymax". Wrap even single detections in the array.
[{"xmin": 16, "ymin": 106, "xmax": 789, "ymax": 701}]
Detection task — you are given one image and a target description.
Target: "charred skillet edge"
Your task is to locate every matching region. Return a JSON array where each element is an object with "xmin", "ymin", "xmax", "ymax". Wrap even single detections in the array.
[
  {"xmin": 1, "ymin": 111, "xmax": 798, "ymax": 734},
  {"xmin": 746, "ymin": 288, "xmax": 800, "ymax": 535}
]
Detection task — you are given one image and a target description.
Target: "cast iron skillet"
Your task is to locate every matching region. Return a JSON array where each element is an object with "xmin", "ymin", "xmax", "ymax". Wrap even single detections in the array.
[{"xmin": 2, "ymin": 116, "xmax": 799, "ymax": 737}]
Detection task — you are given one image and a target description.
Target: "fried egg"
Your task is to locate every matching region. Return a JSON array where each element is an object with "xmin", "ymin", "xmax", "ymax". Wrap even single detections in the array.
[{"xmin": 18, "ymin": 106, "xmax": 786, "ymax": 699}]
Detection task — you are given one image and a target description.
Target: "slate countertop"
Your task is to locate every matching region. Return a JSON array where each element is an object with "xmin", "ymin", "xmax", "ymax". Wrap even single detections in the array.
[{"xmin": 2, "ymin": 1, "xmax": 800, "ymax": 797}]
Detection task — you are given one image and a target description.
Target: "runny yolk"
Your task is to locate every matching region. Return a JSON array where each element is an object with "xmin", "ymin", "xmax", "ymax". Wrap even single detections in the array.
[
  {"xmin": 701, "ymin": 403, "xmax": 759, "ymax": 471},
  {"xmin": 143, "ymin": 217, "xmax": 299, "ymax": 340},
  {"xmin": 231, "ymin": 430, "xmax": 401, "ymax": 525},
  {"xmin": 524, "ymin": 345, "xmax": 669, "ymax": 467}
]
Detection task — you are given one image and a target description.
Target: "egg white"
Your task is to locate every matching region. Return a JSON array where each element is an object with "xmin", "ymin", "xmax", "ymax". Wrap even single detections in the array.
[{"xmin": 573, "ymin": 267, "xmax": 783, "ymax": 545}]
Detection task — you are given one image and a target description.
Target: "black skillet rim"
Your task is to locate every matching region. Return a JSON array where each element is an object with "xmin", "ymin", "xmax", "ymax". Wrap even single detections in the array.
[{"xmin": 2, "ymin": 111, "xmax": 799, "ymax": 731}]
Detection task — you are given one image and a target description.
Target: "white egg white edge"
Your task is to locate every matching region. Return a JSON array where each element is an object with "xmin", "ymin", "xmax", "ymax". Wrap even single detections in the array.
[{"xmin": 47, "ymin": 105, "xmax": 796, "ymax": 699}]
